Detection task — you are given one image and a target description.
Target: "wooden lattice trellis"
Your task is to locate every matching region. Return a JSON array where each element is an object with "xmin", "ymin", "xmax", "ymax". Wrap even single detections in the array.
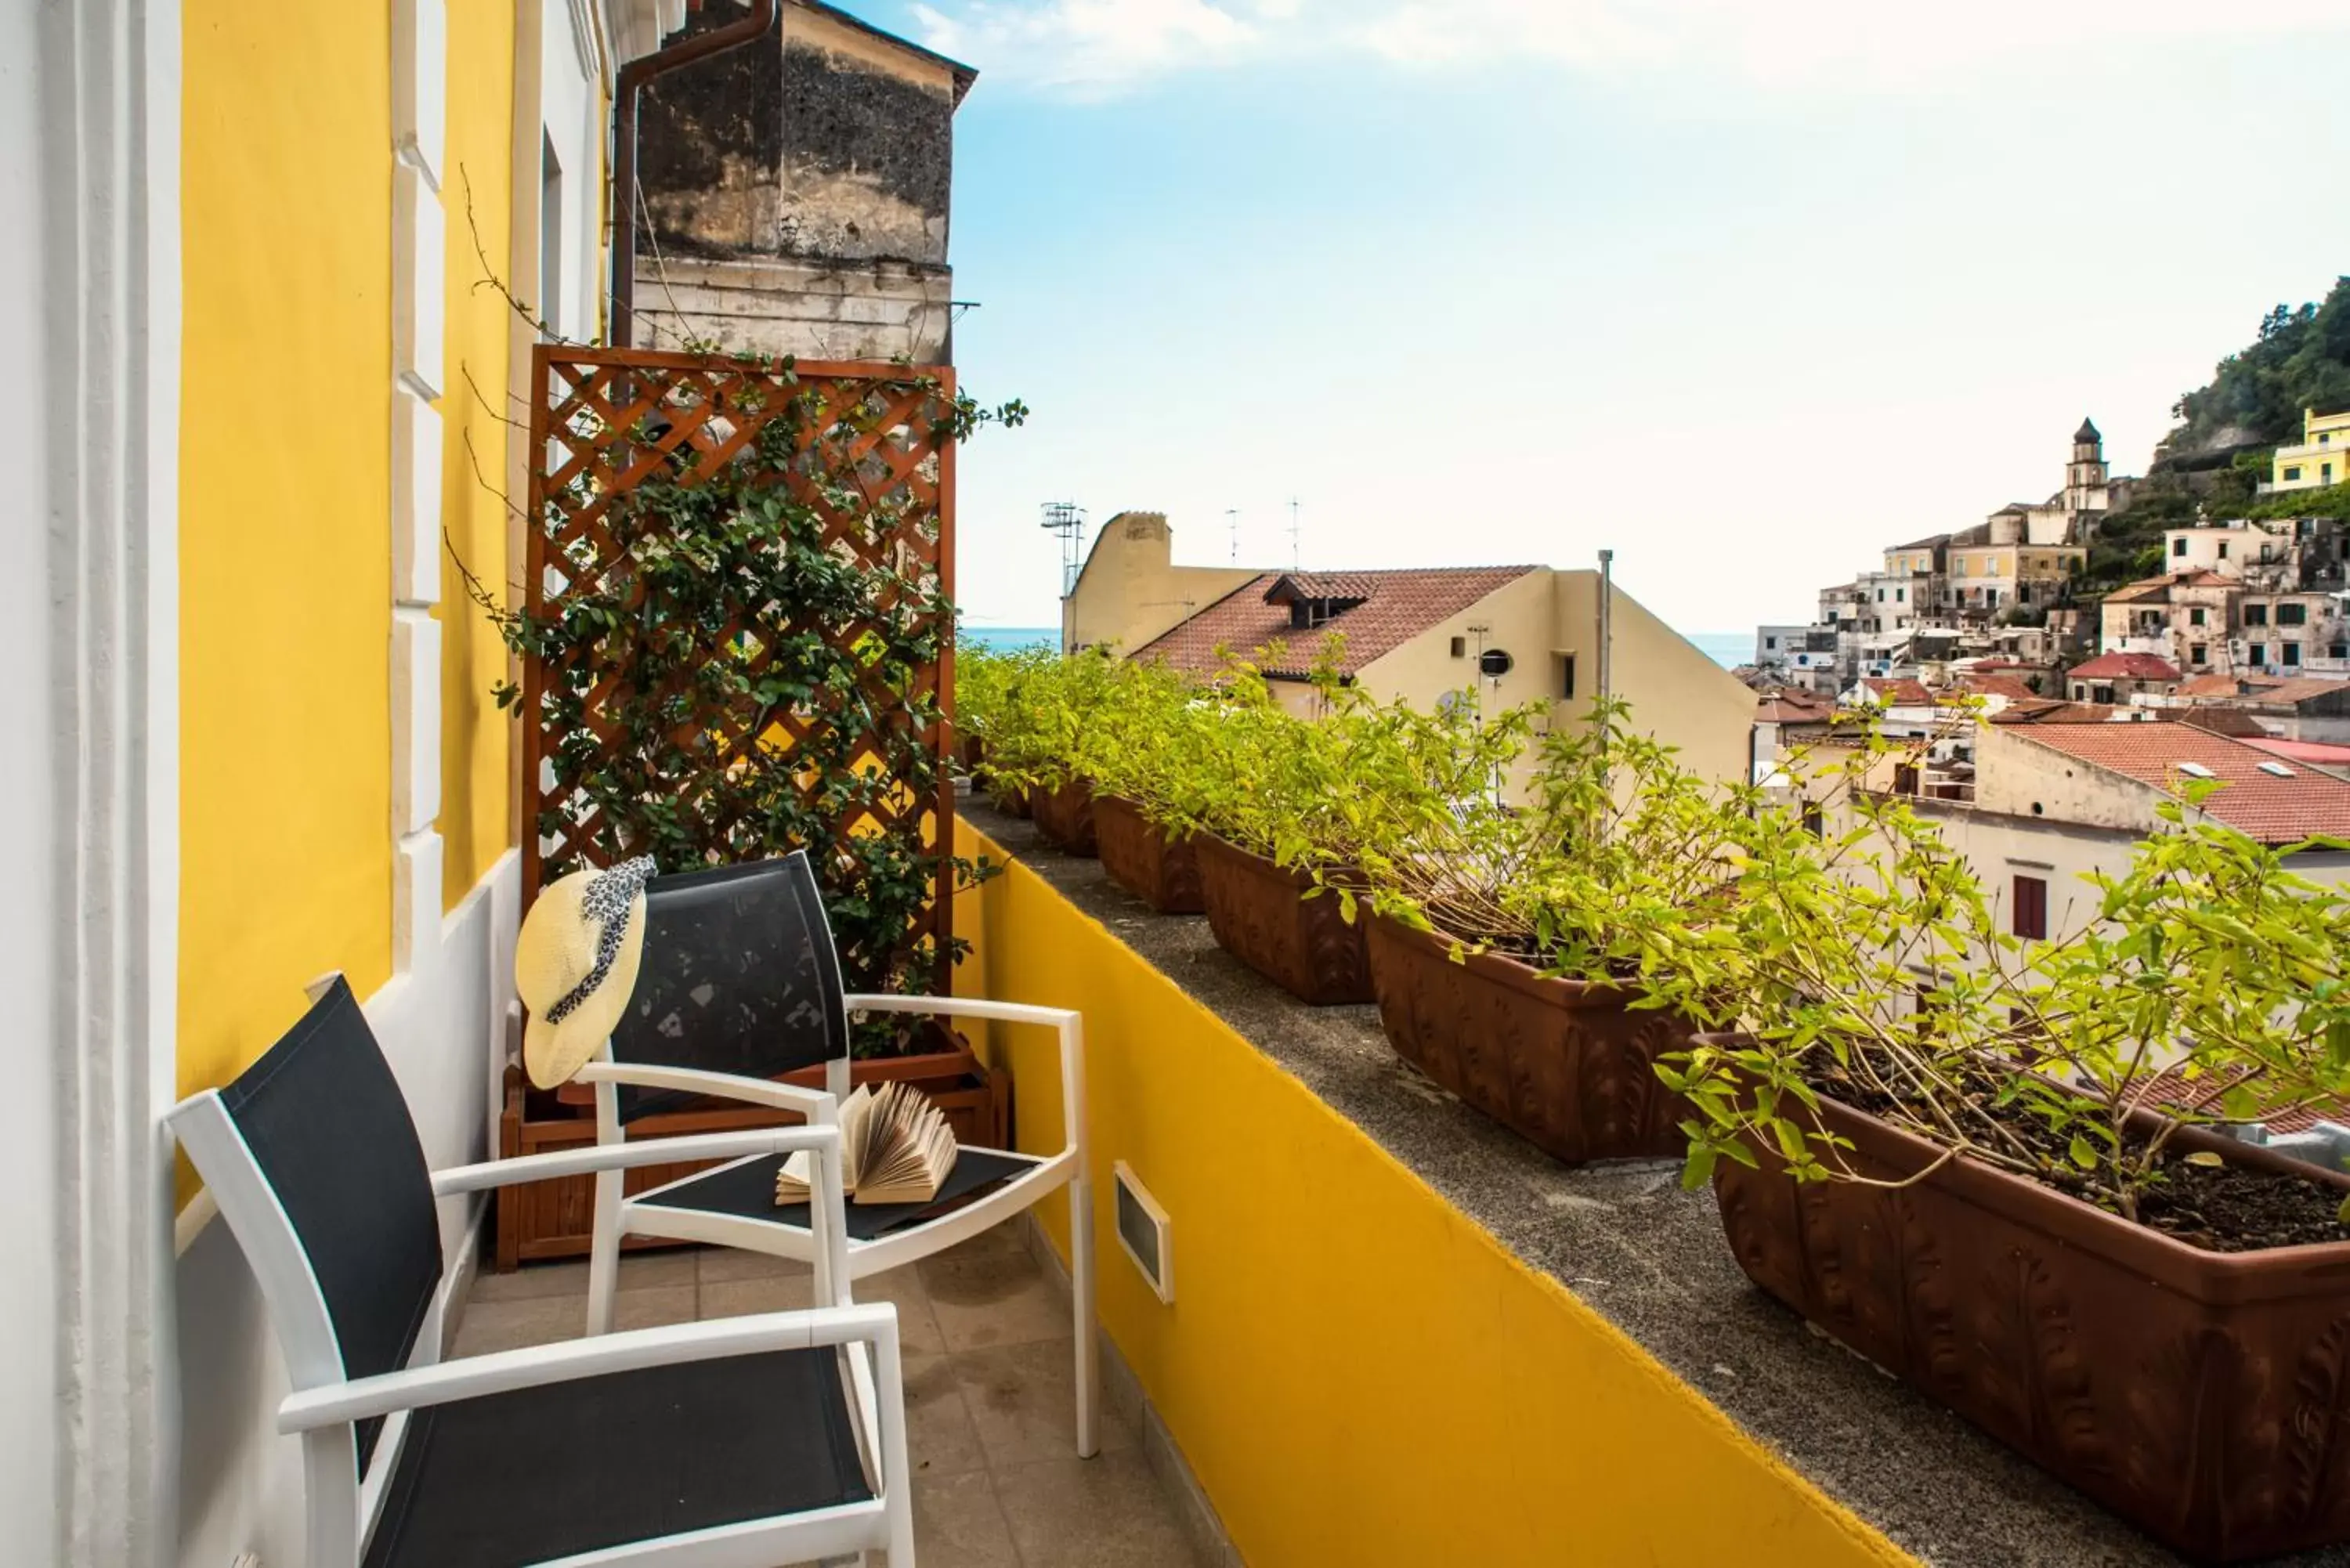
[{"xmin": 520, "ymin": 345, "xmax": 960, "ymax": 994}]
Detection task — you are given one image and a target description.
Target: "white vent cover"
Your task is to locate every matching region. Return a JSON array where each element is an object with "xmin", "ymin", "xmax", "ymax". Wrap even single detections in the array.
[
  {"xmin": 1113, "ymin": 1161, "xmax": 1173, "ymax": 1305},
  {"xmin": 2259, "ymin": 760, "xmax": 2297, "ymax": 777},
  {"xmin": 2177, "ymin": 761, "xmax": 2215, "ymax": 779}
]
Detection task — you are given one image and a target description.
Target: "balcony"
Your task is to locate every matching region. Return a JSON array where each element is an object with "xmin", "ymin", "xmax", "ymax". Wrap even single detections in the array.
[{"xmin": 902, "ymin": 794, "xmax": 2243, "ymax": 1566}]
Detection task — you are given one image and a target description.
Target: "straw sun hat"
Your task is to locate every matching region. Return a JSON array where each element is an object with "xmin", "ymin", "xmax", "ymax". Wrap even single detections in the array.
[{"xmin": 515, "ymin": 856, "xmax": 658, "ymax": 1089}]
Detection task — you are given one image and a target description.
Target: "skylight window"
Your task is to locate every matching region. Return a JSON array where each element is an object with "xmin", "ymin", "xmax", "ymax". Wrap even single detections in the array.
[
  {"xmin": 2258, "ymin": 761, "xmax": 2297, "ymax": 778},
  {"xmin": 2176, "ymin": 761, "xmax": 2215, "ymax": 779}
]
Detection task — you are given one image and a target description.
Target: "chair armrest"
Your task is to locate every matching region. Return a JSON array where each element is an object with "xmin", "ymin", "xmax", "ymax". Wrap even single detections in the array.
[
  {"xmin": 428, "ymin": 1125, "xmax": 837, "ymax": 1198},
  {"xmin": 569, "ymin": 1060, "xmax": 838, "ymax": 1116},
  {"xmin": 843, "ymin": 992, "xmax": 1077, "ymax": 1030},
  {"xmin": 277, "ymin": 1303, "xmax": 898, "ymax": 1433}
]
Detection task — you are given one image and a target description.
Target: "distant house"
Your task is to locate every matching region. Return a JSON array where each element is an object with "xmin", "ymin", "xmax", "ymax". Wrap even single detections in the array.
[
  {"xmin": 2270, "ymin": 406, "xmax": 2350, "ymax": 494},
  {"xmin": 2066, "ymin": 652, "xmax": 2182, "ymax": 705},
  {"xmin": 1073, "ymin": 515, "xmax": 1758, "ymax": 790}
]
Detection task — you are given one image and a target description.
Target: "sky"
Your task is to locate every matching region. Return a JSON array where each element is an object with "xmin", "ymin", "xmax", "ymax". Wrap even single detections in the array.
[{"xmin": 834, "ymin": 0, "xmax": 2350, "ymax": 636}]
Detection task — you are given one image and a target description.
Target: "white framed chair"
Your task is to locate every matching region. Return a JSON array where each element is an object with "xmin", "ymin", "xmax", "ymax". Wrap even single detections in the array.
[
  {"xmin": 576, "ymin": 852, "xmax": 1101, "ymax": 1458},
  {"xmin": 168, "ymin": 974, "xmax": 917, "ymax": 1568}
]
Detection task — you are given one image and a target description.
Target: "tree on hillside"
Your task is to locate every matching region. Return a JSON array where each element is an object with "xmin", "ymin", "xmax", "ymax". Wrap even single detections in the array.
[{"xmin": 2158, "ymin": 277, "xmax": 2350, "ymax": 464}]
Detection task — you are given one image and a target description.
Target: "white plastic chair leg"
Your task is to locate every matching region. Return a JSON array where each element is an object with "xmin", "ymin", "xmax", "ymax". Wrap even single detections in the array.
[
  {"xmin": 1070, "ymin": 1172, "xmax": 1101, "ymax": 1458},
  {"xmin": 585, "ymin": 1169, "xmax": 623, "ymax": 1336}
]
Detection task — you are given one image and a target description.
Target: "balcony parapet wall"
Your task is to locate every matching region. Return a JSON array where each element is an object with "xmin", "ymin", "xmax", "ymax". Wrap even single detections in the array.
[{"xmin": 952, "ymin": 797, "xmax": 2207, "ymax": 1567}]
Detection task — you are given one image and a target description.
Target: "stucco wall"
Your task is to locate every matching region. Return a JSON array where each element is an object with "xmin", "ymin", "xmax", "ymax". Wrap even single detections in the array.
[
  {"xmin": 632, "ymin": 251, "xmax": 953, "ymax": 363},
  {"xmin": 179, "ymin": 0, "xmax": 397, "ymax": 1104},
  {"xmin": 1064, "ymin": 512, "xmax": 1260, "ymax": 655},
  {"xmin": 1970, "ymin": 725, "xmax": 2158, "ymax": 833},
  {"xmin": 172, "ymin": 2, "xmax": 533, "ymax": 1560},
  {"xmin": 1553, "ymin": 569, "xmax": 1758, "ymax": 786},
  {"xmin": 956, "ymin": 821, "xmax": 1911, "ymax": 1568}
]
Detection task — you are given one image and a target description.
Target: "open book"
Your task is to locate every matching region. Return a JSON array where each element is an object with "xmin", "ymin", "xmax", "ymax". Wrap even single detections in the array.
[{"xmin": 775, "ymin": 1080, "xmax": 960, "ymax": 1208}]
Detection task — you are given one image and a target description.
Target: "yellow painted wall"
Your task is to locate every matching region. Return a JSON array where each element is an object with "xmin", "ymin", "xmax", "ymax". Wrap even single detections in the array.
[
  {"xmin": 439, "ymin": 0, "xmax": 520, "ymax": 908},
  {"xmin": 179, "ymin": 0, "xmax": 394, "ymax": 1099},
  {"xmin": 956, "ymin": 820, "xmax": 1914, "ymax": 1568}
]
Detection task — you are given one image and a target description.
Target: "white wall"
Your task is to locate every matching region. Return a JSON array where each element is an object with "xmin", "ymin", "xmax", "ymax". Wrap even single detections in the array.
[{"xmin": 0, "ymin": 0, "xmax": 60, "ymax": 1547}]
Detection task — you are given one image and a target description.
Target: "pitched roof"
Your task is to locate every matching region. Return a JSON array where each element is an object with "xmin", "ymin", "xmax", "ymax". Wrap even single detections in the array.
[
  {"xmin": 1133, "ymin": 565, "xmax": 1541, "ymax": 679},
  {"xmin": 2175, "ymin": 673, "xmax": 2279, "ymax": 699},
  {"xmin": 2101, "ymin": 577, "xmax": 2173, "ymax": 605},
  {"xmin": 2242, "ymin": 676, "xmax": 2350, "ymax": 710},
  {"xmin": 2010, "ymin": 722, "xmax": 2350, "ymax": 844},
  {"xmin": 1856, "ymin": 677, "xmax": 1932, "ymax": 706},
  {"xmin": 1990, "ymin": 699, "xmax": 2131, "ymax": 725},
  {"xmin": 2251, "ymin": 738, "xmax": 2350, "ymax": 767},
  {"xmin": 2178, "ymin": 706, "xmax": 2271, "ymax": 739},
  {"xmin": 1889, "ymin": 533, "xmax": 1950, "ymax": 551},
  {"xmin": 2067, "ymin": 652, "xmax": 2182, "ymax": 681},
  {"xmin": 1952, "ymin": 673, "xmax": 2041, "ymax": 703}
]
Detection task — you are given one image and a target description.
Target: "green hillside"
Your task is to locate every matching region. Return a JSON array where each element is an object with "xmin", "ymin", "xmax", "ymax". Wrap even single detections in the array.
[
  {"xmin": 2068, "ymin": 276, "xmax": 2350, "ymax": 595},
  {"xmin": 2157, "ymin": 276, "xmax": 2350, "ymax": 466}
]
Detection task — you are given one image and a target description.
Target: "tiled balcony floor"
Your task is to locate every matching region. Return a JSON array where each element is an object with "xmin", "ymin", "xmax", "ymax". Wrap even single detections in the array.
[{"xmin": 454, "ymin": 1226, "xmax": 1203, "ymax": 1568}]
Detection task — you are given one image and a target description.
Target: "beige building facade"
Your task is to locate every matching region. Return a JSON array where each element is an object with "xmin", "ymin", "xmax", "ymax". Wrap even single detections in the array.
[
  {"xmin": 1082, "ymin": 518, "xmax": 1756, "ymax": 790},
  {"xmin": 1061, "ymin": 511, "xmax": 1262, "ymax": 655}
]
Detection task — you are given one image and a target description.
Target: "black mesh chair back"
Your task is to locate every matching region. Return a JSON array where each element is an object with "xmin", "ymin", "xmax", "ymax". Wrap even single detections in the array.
[
  {"xmin": 219, "ymin": 976, "xmax": 443, "ymax": 1472},
  {"xmin": 606, "ymin": 853, "xmax": 850, "ymax": 1125}
]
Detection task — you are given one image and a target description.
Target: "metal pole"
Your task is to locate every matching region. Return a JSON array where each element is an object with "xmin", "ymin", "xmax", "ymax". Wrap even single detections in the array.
[
  {"xmin": 1596, "ymin": 548, "xmax": 1614, "ymax": 710},
  {"xmin": 612, "ymin": 0, "xmax": 779, "ymax": 346}
]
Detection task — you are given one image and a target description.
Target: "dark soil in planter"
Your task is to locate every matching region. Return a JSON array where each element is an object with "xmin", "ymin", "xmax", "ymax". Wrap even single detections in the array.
[
  {"xmin": 1824, "ymin": 1070, "xmax": 2349, "ymax": 1252},
  {"xmin": 1365, "ymin": 915, "xmax": 1687, "ymax": 1165},
  {"xmin": 1030, "ymin": 775, "xmax": 1097, "ymax": 855},
  {"xmin": 1194, "ymin": 832, "xmax": 1371, "ymax": 1006},
  {"xmin": 1094, "ymin": 794, "xmax": 1203, "ymax": 914},
  {"xmin": 1715, "ymin": 1086, "xmax": 2350, "ymax": 1562}
]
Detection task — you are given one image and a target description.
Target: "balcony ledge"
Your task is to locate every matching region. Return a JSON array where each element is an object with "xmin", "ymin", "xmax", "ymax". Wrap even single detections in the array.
[{"xmin": 959, "ymin": 794, "xmax": 2312, "ymax": 1568}]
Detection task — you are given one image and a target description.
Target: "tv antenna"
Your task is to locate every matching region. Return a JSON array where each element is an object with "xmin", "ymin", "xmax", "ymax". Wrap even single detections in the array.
[
  {"xmin": 1226, "ymin": 507, "xmax": 1239, "ymax": 565},
  {"xmin": 1287, "ymin": 497, "xmax": 1300, "ymax": 570},
  {"xmin": 1040, "ymin": 501, "xmax": 1086, "ymax": 597}
]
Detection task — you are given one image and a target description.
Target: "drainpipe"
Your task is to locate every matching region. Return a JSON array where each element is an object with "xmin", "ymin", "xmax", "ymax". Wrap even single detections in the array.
[{"xmin": 611, "ymin": 0, "xmax": 779, "ymax": 347}]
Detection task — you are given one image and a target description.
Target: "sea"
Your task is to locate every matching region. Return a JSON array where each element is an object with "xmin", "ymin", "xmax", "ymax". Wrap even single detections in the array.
[{"xmin": 964, "ymin": 625, "xmax": 1752, "ymax": 673}]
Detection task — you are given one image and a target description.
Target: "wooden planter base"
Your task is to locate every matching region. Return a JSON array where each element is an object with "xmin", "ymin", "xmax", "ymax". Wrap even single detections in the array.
[{"xmin": 494, "ymin": 1046, "xmax": 1010, "ymax": 1268}]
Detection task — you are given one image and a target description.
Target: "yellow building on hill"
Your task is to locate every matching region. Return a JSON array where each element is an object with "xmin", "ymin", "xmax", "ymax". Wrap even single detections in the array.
[{"xmin": 2272, "ymin": 406, "xmax": 2350, "ymax": 493}]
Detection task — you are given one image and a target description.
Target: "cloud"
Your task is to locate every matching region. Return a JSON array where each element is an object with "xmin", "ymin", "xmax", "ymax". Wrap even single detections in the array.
[
  {"xmin": 908, "ymin": 0, "xmax": 1260, "ymax": 92},
  {"xmin": 907, "ymin": 0, "xmax": 2350, "ymax": 96}
]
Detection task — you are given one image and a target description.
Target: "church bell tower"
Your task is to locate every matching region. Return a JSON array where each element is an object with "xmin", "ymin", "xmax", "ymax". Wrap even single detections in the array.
[{"xmin": 2064, "ymin": 417, "xmax": 2110, "ymax": 528}]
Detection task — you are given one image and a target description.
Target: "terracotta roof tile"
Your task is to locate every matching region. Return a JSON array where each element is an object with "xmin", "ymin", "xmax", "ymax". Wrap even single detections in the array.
[
  {"xmin": 2011, "ymin": 723, "xmax": 2350, "ymax": 844},
  {"xmin": 1858, "ymin": 677, "xmax": 1933, "ymax": 706},
  {"xmin": 2068, "ymin": 652, "xmax": 2182, "ymax": 681},
  {"xmin": 1953, "ymin": 673, "xmax": 2042, "ymax": 702},
  {"xmin": 2244, "ymin": 676, "xmax": 2350, "ymax": 709},
  {"xmin": 1990, "ymin": 700, "xmax": 2131, "ymax": 725},
  {"xmin": 2176, "ymin": 674, "xmax": 2272, "ymax": 699},
  {"xmin": 1134, "ymin": 566, "xmax": 1541, "ymax": 679},
  {"xmin": 2178, "ymin": 706, "xmax": 2270, "ymax": 739},
  {"xmin": 2251, "ymin": 738, "xmax": 2350, "ymax": 766}
]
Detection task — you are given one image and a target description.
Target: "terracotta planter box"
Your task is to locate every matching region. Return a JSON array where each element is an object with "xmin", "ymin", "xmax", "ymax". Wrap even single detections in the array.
[
  {"xmin": 1195, "ymin": 831, "xmax": 1371, "ymax": 1006},
  {"xmin": 959, "ymin": 734, "xmax": 985, "ymax": 772},
  {"xmin": 1094, "ymin": 794, "xmax": 1203, "ymax": 914},
  {"xmin": 992, "ymin": 779, "xmax": 1032, "ymax": 818},
  {"xmin": 497, "ymin": 1047, "xmax": 1010, "ymax": 1268},
  {"xmin": 1031, "ymin": 775, "xmax": 1098, "ymax": 855},
  {"xmin": 1364, "ymin": 915, "xmax": 1688, "ymax": 1164},
  {"xmin": 1715, "ymin": 1087, "xmax": 2350, "ymax": 1563}
]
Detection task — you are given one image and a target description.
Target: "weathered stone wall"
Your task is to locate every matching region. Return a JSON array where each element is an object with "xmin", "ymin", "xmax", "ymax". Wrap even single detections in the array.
[
  {"xmin": 636, "ymin": 2, "xmax": 956, "ymax": 267},
  {"xmin": 633, "ymin": 2, "xmax": 964, "ymax": 361},
  {"xmin": 631, "ymin": 252, "xmax": 953, "ymax": 363}
]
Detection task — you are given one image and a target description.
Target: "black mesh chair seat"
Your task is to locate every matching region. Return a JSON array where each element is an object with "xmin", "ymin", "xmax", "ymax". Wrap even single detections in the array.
[
  {"xmin": 634, "ymin": 1146, "xmax": 1043, "ymax": 1244},
  {"xmin": 362, "ymin": 1348, "xmax": 870, "ymax": 1568}
]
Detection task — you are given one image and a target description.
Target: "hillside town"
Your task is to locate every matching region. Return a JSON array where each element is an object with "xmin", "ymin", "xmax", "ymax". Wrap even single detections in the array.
[{"xmin": 1747, "ymin": 408, "xmax": 2350, "ymax": 768}]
